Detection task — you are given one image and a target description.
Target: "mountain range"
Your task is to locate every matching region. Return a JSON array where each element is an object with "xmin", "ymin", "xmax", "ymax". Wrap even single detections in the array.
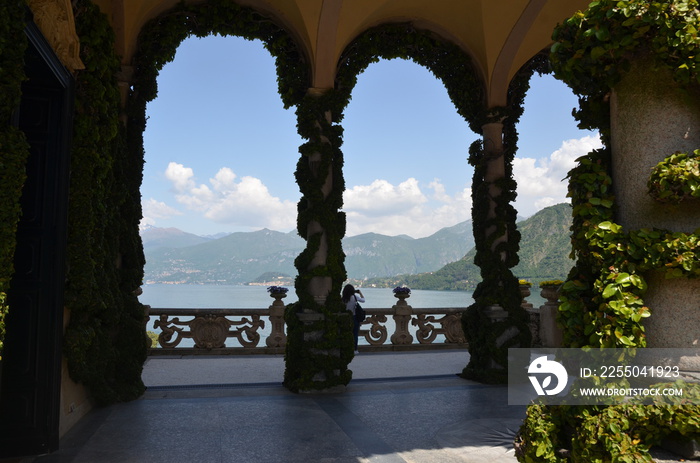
[
  {"xmin": 366, "ymin": 203, "xmax": 574, "ymax": 290},
  {"xmin": 142, "ymin": 220, "xmax": 474, "ymax": 285},
  {"xmin": 141, "ymin": 203, "xmax": 573, "ymax": 288}
]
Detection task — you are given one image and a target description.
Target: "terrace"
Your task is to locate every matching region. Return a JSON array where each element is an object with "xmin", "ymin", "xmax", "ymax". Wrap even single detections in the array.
[{"xmin": 27, "ymin": 351, "xmax": 687, "ymax": 463}]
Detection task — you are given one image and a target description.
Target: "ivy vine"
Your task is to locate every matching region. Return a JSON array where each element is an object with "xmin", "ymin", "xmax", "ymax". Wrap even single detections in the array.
[
  {"xmin": 284, "ymin": 88, "xmax": 353, "ymax": 392},
  {"xmin": 0, "ymin": 0, "xmax": 28, "ymax": 360},
  {"xmin": 648, "ymin": 149, "xmax": 700, "ymax": 204},
  {"xmin": 334, "ymin": 24, "xmax": 541, "ymax": 382},
  {"xmin": 461, "ymin": 53, "xmax": 550, "ymax": 381},
  {"xmin": 519, "ymin": 1, "xmax": 700, "ymax": 461},
  {"xmin": 62, "ymin": 0, "xmax": 148, "ymax": 405},
  {"xmin": 517, "ymin": 387, "xmax": 700, "ymax": 463}
]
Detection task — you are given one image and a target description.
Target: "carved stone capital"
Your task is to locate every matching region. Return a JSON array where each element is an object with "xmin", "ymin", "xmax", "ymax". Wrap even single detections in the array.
[{"xmin": 27, "ymin": 0, "xmax": 85, "ymax": 71}]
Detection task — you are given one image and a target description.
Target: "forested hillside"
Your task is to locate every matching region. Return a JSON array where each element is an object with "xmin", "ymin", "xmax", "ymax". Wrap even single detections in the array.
[{"xmin": 364, "ymin": 203, "xmax": 574, "ymax": 290}]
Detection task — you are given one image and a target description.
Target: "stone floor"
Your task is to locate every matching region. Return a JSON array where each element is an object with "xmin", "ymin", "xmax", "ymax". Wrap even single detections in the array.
[{"xmin": 13, "ymin": 351, "xmax": 692, "ymax": 462}]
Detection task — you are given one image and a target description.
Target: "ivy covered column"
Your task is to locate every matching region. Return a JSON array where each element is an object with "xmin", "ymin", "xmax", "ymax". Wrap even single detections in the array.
[
  {"xmin": 284, "ymin": 88, "xmax": 354, "ymax": 393},
  {"xmin": 610, "ymin": 59, "xmax": 700, "ymax": 348},
  {"xmin": 482, "ymin": 121, "xmax": 508, "ymax": 254},
  {"xmin": 461, "ymin": 119, "xmax": 531, "ymax": 383},
  {"xmin": 517, "ymin": 4, "xmax": 700, "ymax": 461}
]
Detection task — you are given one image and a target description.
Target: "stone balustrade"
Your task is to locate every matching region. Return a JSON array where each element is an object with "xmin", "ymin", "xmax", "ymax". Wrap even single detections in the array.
[
  {"xmin": 147, "ymin": 301, "xmax": 469, "ymax": 355},
  {"xmin": 146, "ymin": 288, "xmax": 562, "ymax": 355}
]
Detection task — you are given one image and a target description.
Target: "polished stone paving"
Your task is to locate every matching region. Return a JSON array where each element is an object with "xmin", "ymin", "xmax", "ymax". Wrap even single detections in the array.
[
  {"xmin": 24, "ymin": 352, "xmax": 689, "ymax": 462},
  {"xmin": 30, "ymin": 351, "xmax": 531, "ymax": 463},
  {"xmin": 34, "ymin": 377, "xmax": 525, "ymax": 463}
]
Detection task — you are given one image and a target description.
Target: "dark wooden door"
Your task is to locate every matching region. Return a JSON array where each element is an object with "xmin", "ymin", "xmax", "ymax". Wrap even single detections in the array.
[{"xmin": 0, "ymin": 20, "xmax": 73, "ymax": 458}]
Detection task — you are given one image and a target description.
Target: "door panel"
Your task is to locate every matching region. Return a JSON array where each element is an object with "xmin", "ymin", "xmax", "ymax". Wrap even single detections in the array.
[{"xmin": 0, "ymin": 19, "xmax": 73, "ymax": 458}]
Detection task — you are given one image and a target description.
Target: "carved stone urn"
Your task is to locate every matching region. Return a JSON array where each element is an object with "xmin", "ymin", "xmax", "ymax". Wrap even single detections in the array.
[
  {"xmin": 393, "ymin": 288, "xmax": 411, "ymax": 305},
  {"xmin": 269, "ymin": 291, "xmax": 287, "ymax": 305}
]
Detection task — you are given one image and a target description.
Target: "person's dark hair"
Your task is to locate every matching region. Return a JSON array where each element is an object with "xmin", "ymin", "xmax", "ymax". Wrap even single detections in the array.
[{"xmin": 341, "ymin": 284, "xmax": 355, "ymax": 303}]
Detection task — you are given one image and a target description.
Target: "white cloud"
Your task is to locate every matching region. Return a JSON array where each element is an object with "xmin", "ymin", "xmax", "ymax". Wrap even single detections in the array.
[
  {"xmin": 513, "ymin": 134, "xmax": 602, "ymax": 217},
  {"xmin": 140, "ymin": 198, "xmax": 183, "ymax": 229},
  {"xmin": 165, "ymin": 162, "xmax": 195, "ymax": 192},
  {"xmin": 157, "ymin": 135, "xmax": 598, "ymax": 238},
  {"xmin": 343, "ymin": 178, "xmax": 472, "ymax": 237},
  {"xmin": 164, "ymin": 164, "xmax": 297, "ymax": 230},
  {"xmin": 344, "ymin": 178, "xmax": 426, "ymax": 217}
]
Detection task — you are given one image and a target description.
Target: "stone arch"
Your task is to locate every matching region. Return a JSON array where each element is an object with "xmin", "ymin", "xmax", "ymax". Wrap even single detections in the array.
[
  {"xmin": 334, "ymin": 26, "xmax": 552, "ymax": 380},
  {"xmin": 335, "ymin": 23, "xmax": 486, "ymax": 132},
  {"xmin": 61, "ymin": 0, "xmax": 308, "ymax": 400},
  {"xmin": 127, "ymin": 1, "xmax": 310, "ymax": 119},
  {"xmin": 283, "ymin": 23, "xmax": 553, "ymax": 391}
]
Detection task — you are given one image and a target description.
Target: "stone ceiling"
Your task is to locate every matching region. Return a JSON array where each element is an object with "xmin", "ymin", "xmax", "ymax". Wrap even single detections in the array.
[{"xmin": 85, "ymin": 0, "xmax": 591, "ymax": 105}]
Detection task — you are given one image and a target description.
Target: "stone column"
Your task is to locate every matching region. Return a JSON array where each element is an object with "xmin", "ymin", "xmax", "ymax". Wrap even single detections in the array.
[
  {"xmin": 305, "ymin": 88, "xmax": 335, "ymax": 306},
  {"xmin": 611, "ymin": 58, "xmax": 700, "ymax": 233},
  {"xmin": 462, "ymin": 120, "xmax": 528, "ymax": 378},
  {"xmin": 482, "ymin": 122, "xmax": 508, "ymax": 256},
  {"xmin": 610, "ymin": 58, "xmax": 700, "ymax": 349},
  {"xmin": 284, "ymin": 88, "xmax": 352, "ymax": 393}
]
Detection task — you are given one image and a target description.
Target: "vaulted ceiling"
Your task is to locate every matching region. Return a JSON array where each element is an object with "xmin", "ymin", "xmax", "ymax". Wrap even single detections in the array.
[{"xmin": 93, "ymin": 0, "xmax": 591, "ymax": 106}]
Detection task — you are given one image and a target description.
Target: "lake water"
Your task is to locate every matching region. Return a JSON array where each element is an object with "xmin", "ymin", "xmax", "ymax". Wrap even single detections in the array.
[
  {"xmin": 140, "ymin": 284, "xmax": 475, "ymax": 309},
  {"xmin": 140, "ymin": 284, "xmax": 546, "ymax": 309},
  {"xmin": 140, "ymin": 284, "xmax": 546, "ymax": 346}
]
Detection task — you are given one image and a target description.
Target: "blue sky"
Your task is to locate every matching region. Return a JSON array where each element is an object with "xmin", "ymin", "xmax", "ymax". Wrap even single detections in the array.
[{"xmin": 141, "ymin": 35, "xmax": 601, "ymax": 238}]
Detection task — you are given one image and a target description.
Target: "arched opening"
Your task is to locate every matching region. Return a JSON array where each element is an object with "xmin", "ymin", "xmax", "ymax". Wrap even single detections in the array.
[
  {"xmin": 282, "ymin": 23, "xmax": 490, "ymax": 392},
  {"xmin": 53, "ymin": 0, "xmax": 311, "ymax": 402},
  {"xmin": 513, "ymin": 73, "xmax": 601, "ymax": 219},
  {"xmin": 342, "ymin": 58, "xmax": 477, "ymax": 240},
  {"xmin": 137, "ymin": 34, "xmax": 304, "ymax": 383},
  {"xmin": 139, "ymin": 34, "xmax": 302, "ymax": 284},
  {"xmin": 140, "ymin": 35, "xmax": 301, "ymax": 237},
  {"xmin": 340, "ymin": 58, "xmax": 477, "ymax": 355}
]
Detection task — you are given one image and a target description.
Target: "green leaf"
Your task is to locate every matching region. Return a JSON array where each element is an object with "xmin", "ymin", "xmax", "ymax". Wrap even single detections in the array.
[
  {"xmin": 536, "ymin": 442, "xmax": 546, "ymax": 457},
  {"xmin": 619, "ymin": 335, "xmax": 634, "ymax": 346},
  {"xmin": 629, "ymin": 274, "xmax": 646, "ymax": 290},
  {"xmin": 595, "ymin": 27, "xmax": 611, "ymax": 41},
  {"xmin": 602, "ymin": 284, "xmax": 618, "ymax": 298},
  {"xmin": 615, "ymin": 273, "xmax": 631, "ymax": 285},
  {"xmin": 591, "ymin": 46, "xmax": 607, "ymax": 60}
]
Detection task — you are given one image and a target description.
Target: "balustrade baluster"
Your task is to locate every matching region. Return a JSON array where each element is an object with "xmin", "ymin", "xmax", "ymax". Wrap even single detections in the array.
[
  {"xmin": 266, "ymin": 296, "xmax": 287, "ymax": 348},
  {"xmin": 390, "ymin": 298, "xmax": 414, "ymax": 345}
]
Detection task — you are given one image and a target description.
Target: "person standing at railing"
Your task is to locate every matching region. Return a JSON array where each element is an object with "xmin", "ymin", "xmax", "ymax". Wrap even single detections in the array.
[{"xmin": 342, "ymin": 284, "xmax": 365, "ymax": 354}]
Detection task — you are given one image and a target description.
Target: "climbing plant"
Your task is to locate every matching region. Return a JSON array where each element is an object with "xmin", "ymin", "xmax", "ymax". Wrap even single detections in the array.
[
  {"xmin": 551, "ymin": 0, "xmax": 700, "ymax": 350},
  {"xmin": 126, "ymin": 0, "xmax": 321, "ymax": 391},
  {"xmin": 62, "ymin": 0, "xmax": 148, "ymax": 405},
  {"xmin": 332, "ymin": 25, "xmax": 543, "ymax": 383},
  {"xmin": 0, "ymin": 0, "xmax": 28, "ymax": 360},
  {"xmin": 518, "ymin": 1, "xmax": 700, "ymax": 460},
  {"xmin": 284, "ymin": 87, "xmax": 353, "ymax": 392},
  {"xmin": 648, "ymin": 149, "xmax": 700, "ymax": 204},
  {"xmin": 461, "ymin": 53, "xmax": 550, "ymax": 381}
]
